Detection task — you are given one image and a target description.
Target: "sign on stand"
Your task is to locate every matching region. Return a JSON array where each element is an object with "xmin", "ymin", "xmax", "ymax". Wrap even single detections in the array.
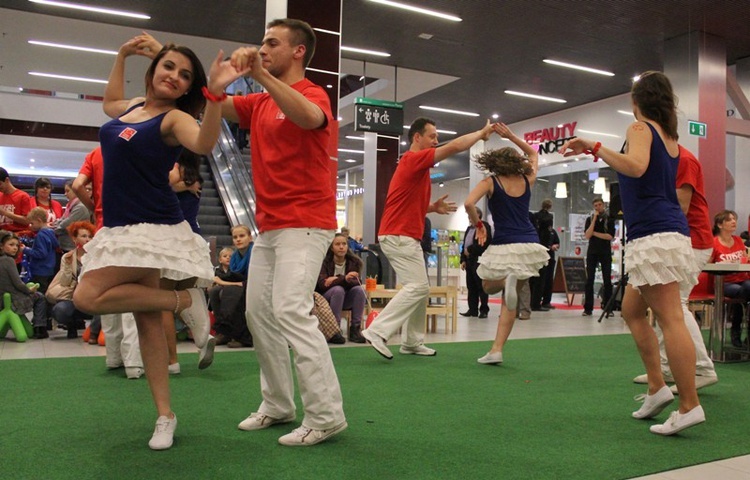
[{"xmin": 354, "ymin": 97, "xmax": 404, "ymax": 135}]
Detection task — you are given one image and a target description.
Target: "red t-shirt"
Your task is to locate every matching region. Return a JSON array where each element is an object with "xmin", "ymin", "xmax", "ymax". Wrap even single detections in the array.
[
  {"xmin": 676, "ymin": 146, "xmax": 712, "ymax": 249},
  {"xmin": 78, "ymin": 147, "xmax": 104, "ymax": 231},
  {"xmin": 0, "ymin": 188, "xmax": 31, "ymax": 232},
  {"xmin": 710, "ymin": 235, "xmax": 750, "ymax": 283},
  {"xmin": 29, "ymin": 197, "xmax": 63, "ymax": 224},
  {"xmin": 233, "ymin": 79, "xmax": 336, "ymax": 233},
  {"xmin": 378, "ymin": 148, "xmax": 435, "ymax": 240}
]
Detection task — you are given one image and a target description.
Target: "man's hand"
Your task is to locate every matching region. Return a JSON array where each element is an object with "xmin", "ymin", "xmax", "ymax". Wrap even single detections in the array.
[
  {"xmin": 432, "ymin": 195, "xmax": 458, "ymax": 215},
  {"xmin": 460, "ymin": 261, "xmax": 466, "ymax": 271}
]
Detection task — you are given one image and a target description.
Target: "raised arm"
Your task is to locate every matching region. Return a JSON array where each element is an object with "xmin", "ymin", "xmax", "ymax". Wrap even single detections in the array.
[
  {"xmin": 493, "ymin": 123, "xmax": 538, "ymax": 182},
  {"xmin": 434, "ymin": 120, "xmax": 494, "ymax": 163},
  {"xmin": 103, "ymin": 36, "xmax": 152, "ymax": 118},
  {"xmin": 559, "ymin": 122, "xmax": 652, "ymax": 178},
  {"xmin": 464, "ymin": 178, "xmax": 493, "ymax": 246}
]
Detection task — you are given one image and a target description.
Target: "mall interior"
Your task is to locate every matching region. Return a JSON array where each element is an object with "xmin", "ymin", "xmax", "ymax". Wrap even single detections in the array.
[{"xmin": 2, "ymin": 1, "xmax": 750, "ymax": 478}]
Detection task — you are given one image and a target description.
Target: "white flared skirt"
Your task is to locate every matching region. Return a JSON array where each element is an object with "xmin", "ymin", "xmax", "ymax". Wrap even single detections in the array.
[
  {"xmin": 477, "ymin": 242, "xmax": 550, "ymax": 281},
  {"xmin": 80, "ymin": 221, "xmax": 214, "ymax": 288},
  {"xmin": 625, "ymin": 232, "xmax": 699, "ymax": 291}
]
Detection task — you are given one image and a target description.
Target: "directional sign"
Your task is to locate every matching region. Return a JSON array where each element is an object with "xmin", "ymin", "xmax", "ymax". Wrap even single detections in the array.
[
  {"xmin": 688, "ymin": 120, "xmax": 707, "ymax": 138},
  {"xmin": 354, "ymin": 97, "xmax": 404, "ymax": 135}
]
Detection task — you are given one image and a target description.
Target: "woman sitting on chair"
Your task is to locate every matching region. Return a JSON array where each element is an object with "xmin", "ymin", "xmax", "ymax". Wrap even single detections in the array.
[{"xmin": 316, "ymin": 233, "xmax": 366, "ymax": 343}]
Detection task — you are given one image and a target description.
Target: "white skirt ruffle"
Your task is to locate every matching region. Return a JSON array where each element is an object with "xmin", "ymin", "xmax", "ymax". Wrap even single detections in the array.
[
  {"xmin": 477, "ymin": 243, "xmax": 550, "ymax": 281},
  {"xmin": 625, "ymin": 232, "xmax": 699, "ymax": 290},
  {"xmin": 80, "ymin": 221, "xmax": 214, "ymax": 288}
]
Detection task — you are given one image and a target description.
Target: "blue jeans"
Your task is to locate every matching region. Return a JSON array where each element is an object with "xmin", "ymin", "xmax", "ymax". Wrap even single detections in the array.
[{"xmin": 52, "ymin": 300, "xmax": 92, "ymax": 328}]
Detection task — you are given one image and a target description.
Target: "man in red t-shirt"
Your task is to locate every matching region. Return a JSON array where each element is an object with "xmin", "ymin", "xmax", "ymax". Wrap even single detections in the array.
[
  {"xmin": 0, "ymin": 167, "xmax": 31, "ymax": 234},
  {"xmin": 633, "ymin": 146, "xmax": 718, "ymax": 391},
  {"xmin": 361, "ymin": 117, "xmax": 494, "ymax": 359},
  {"xmin": 72, "ymin": 147, "xmax": 103, "ymax": 230},
  {"xmin": 219, "ymin": 19, "xmax": 345, "ymax": 447}
]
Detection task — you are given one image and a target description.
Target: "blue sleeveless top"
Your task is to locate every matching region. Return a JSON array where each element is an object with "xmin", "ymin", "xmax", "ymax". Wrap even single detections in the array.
[
  {"xmin": 99, "ymin": 105, "xmax": 184, "ymax": 227},
  {"xmin": 617, "ymin": 123, "xmax": 689, "ymax": 241},
  {"xmin": 488, "ymin": 176, "xmax": 539, "ymax": 245},
  {"xmin": 177, "ymin": 190, "xmax": 201, "ymax": 234}
]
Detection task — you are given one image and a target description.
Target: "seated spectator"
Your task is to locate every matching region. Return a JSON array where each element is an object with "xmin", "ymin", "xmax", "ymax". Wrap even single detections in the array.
[
  {"xmin": 313, "ymin": 292, "xmax": 345, "ymax": 344},
  {"xmin": 341, "ymin": 226, "xmax": 367, "ymax": 253},
  {"xmin": 316, "ymin": 233, "xmax": 366, "ymax": 343},
  {"xmin": 49, "ymin": 221, "xmax": 96, "ymax": 339},
  {"xmin": 20, "ymin": 207, "xmax": 59, "ymax": 293},
  {"xmin": 210, "ymin": 226, "xmax": 253, "ymax": 348},
  {"xmin": 52, "ymin": 181, "xmax": 92, "ymax": 253},
  {"xmin": 29, "ymin": 177, "xmax": 63, "ymax": 224},
  {"xmin": 0, "ymin": 231, "xmax": 48, "ymax": 339}
]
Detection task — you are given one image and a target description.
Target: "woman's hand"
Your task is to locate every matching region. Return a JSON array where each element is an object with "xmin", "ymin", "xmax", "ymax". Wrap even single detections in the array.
[
  {"xmin": 476, "ymin": 226, "xmax": 487, "ymax": 246},
  {"xmin": 558, "ymin": 137, "xmax": 595, "ymax": 157},
  {"xmin": 133, "ymin": 32, "xmax": 162, "ymax": 59},
  {"xmin": 324, "ymin": 276, "xmax": 338, "ymax": 287},
  {"xmin": 206, "ymin": 50, "xmax": 247, "ymax": 96},
  {"xmin": 345, "ymin": 271, "xmax": 359, "ymax": 282},
  {"xmin": 492, "ymin": 122, "xmax": 514, "ymax": 139}
]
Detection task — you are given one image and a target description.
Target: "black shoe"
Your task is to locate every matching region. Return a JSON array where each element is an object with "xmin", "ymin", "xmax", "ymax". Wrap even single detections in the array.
[
  {"xmin": 478, "ymin": 312, "xmax": 488, "ymax": 319},
  {"xmin": 33, "ymin": 326, "xmax": 49, "ymax": 339},
  {"xmin": 66, "ymin": 328, "xmax": 78, "ymax": 339},
  {"xmin": 214, "ymin": 333, "xmax": 230, "ymax": 346},
  {"xmin": 582, "ymin": 311, "xmax": 592, "ymax": 317},
  {"xmin": 327, "ymin": 333, "xmax": 346, "ymax": 345},
  {"xmin": 541, "ymin": 304, "xmax": 555, "ymax": 310},
  {"xmin": 731, "ymin": 331, "xmax": 743, "ymax": 348},
  {"xmin": 227, "ymin": 339, "xmax": 253, "ymax": 348},
  {"xmin": 460, "ymin": 311, "xmax": 479, "ymax": 317},
  {"xmin": 348, "ymin": 325, "xmax": 366, "ymax": 344}
]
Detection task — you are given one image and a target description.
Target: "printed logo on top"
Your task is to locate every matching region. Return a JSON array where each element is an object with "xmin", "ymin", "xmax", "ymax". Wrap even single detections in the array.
[
  {"xmin": 118, "ymin": 127, "xmax": 138, "ymax": 141},
  {"xmin": 523, "ymin": 122, "xmax": 577, "ymax": 154}
]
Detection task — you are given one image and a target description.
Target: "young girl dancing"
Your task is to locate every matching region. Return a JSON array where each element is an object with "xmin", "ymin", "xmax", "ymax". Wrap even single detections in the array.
[
  {"xmin": 74, "ymin": 34, "xmax": 242, "ymax": 450},
  {"xmin": 465, "ymin": 123, "xmax": 549, "ymax": 365}
]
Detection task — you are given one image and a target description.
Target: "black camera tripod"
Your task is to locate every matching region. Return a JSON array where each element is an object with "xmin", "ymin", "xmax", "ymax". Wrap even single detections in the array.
[{"xmin": 598, "ymin": 273, "xmax": 628, "ymax": 323}]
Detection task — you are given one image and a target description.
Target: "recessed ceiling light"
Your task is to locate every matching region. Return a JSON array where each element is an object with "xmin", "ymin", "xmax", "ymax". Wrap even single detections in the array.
[
  {"xmin": 402, "ymin": 125, "xmax": 457, "ymax": 135},
  {"xmin": 29, "ymin": 71, "xmax": 107, "ymax": 84},
  {"xmin": 345, "ymin": 159, "xmax": 357, "ymax": 163},
  {"xmin": 307, "ymin": 67, "xmax": 339, "ymax": 76},
  {"xmin": 367, "ymin": 0, "xmax": 462, "ymax": 22},
  {"xmin": 504, "ymin": 90, "xmax": 566, "ymax": 103},
  {"xmin": 339, "ymin": 149, "xmax": 365, "ymax": 154},
  {"xmin": 29, "ymin": 0, "xmax": 150, "ymax": 19},
  {"xmin": 543, "ymin": 59, "xmax": 614, "ymax": 77},
  {"xmin": 346, "ymin": 136, "xmax": 365, "ymax": 141},
  {"xmin": 326, "ymin": 84, "xmax": 333, "ymax": 89},
  {"xmin": 577, "ymin": 129, "xmax": 621, "ymax": 138},
  {"xmin": 617, "ymin": 110, "xmax": 634, "ymax": 116},
  {"xmin": 312, "ymin": 27, "xmax": 340, "ymax": 36},
  {"xmin": 341, "ymin": 46, "xmax": 390, "ymax": 57},
  {"xmin": 28, "ymin": 40, "xmax": 117, "ymax": 55},
  {"xmin": 632, "ymin": 75, "xmax": 641, "ymax": 82},
  {"xmin": 418, "ymin": 33, "xmax": 434, "ymax": 40},
  {"xmin": 30, "ymin": 159, "xmax": 35, "ymax": 162},
  {"xmin": 491, "ymin": 113, "xmax": 500, "ymax": 119},
  {"xmin": 400, "ymin": 141, "xmax": 407, "ymax": 145},
  {"xmin": 419, "ymin": 105, "xmax": 479, "ymax": 117}
]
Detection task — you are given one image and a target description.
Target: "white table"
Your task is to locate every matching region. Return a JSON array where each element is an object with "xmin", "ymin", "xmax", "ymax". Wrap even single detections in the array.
[{"xmin": 703, "ymin": 263, "xmax": 750, "ymax": 362}]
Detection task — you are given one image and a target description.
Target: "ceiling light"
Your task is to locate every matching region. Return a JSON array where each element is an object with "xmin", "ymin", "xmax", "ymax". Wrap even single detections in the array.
[
  {"xmin": 578, "ymin": 129, "xmax": 621, "ymax": 138},
  {"xmin": 594, "ymin": 177, "xmax": 606, "ymax": 194},
  {"xmin": 617, "ymin": 110, "xmax": 634, "ymax": 116},
  {"xmin": 400, "ymin": 141, "xmax": 407, "ymax": 145},
  {"xmin": 419, "ymin": 105, "xmax": 479, "ymax": 117},
  {"xmin": 633, "ymin": 75, "xmax": 641, "ymax": 82},
  {"xmin": 341, "ymin": 46, "xmax": 390, "ymax": 57},
  {"xmin": 555, "ymin": 182, "xmax": 568, "ymax": 199},
  {"xmin": 339, "ymin": 148, "xmax": 365, "ymax": 154},
  {"xmin": 345, "ymin": 159, "xmax": 357, "ymax": 163},
  {"xmin": 492, "ymin": 113, "xmax": 499, "ymax": 119},
  {"xmin": 326, "ymin": 84, "xmax": 333, "ymax": 89},
  {"xmin": 367, "ymin": 0, "xmax": 462, "ymax": 22},
  {"xmin": 313, "ymin": 27, "xmax": 340, "ymax": 36},
  {"xmin": 602, "ymin": 190, "xmax": 611, "ymax": 203},
  {"xmin": 438, "ymin": 182, "xmax": 445, "ymax": 187},
  {"xmin": 29, "ymin": 71, "xmax": 107, "ymax": 84},
  {"xmin": 29, "ymin": 0, "xmax": 150, "ymax": 19},
  {"xmin": 346, "ymin": 136, "xmax": 365, "ymax": 141},
  {"xmin": 504, "ymin": 90, "xmax": 566, "ymax": 103},
  {"xmin": 437, "ymin": 129, "xmax": 457, "ymax": 135},
  {"xmin": 307, "ymin": 67, "xmax": 339, "ymax": 76},
  {"xmin": 543, "ymin": 59, "xmax": 614, "ymax": 76},
  {"xmin": 28, "ymin": 40, "xmax": 117, "ymax": 55}
]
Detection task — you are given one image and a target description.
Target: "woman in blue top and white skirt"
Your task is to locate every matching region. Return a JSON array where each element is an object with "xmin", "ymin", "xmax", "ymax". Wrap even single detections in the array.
[{"xmin": 560, "ymin": 71, "xmax": 703, "ymax": 436}]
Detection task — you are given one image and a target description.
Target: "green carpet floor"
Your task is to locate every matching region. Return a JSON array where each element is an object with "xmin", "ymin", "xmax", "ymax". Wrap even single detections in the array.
[{"xmin": 3, "ymin": 334, "xmax": 749, "ymax": 480}]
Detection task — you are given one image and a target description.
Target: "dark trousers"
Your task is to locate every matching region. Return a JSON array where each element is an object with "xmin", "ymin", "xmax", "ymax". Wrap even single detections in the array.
[
  {"xmin": 209, "ymin": 285, "xmax": 252, "ymax": 342},
  {"xmin": 542, "ymin": 255, "xmax": 555, "ymax": 306},
  {"xmin": 584, "ymin": 251, "xmax": 612, "ymax": 312},
  {"xmin": 531, "ymin": 254, "xmax": 555, "ymax": 309},
  {"xmin": 465, "ymin": 258, "xmax": 489, "ymax": 314}
]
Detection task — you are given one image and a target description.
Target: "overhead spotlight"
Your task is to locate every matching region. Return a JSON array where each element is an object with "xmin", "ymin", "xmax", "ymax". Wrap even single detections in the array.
[{"xmin": 438, "ymin": 182, "xmax": 445, "ymax": 187}]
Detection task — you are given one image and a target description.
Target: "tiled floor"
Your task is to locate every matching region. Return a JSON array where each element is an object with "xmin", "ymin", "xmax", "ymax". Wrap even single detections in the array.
[{"xmin": 1, "ymin": 294, "xmax": 747, "ymax": 479}]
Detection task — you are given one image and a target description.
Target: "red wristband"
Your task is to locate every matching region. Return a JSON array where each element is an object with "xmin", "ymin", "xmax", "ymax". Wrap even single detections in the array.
[
  {"xmin": 475, "ymin": 222, "xmax": 484, "ymax": 230},
  {"xmin": 587, "ymin": 141, "xmax": 602, "ymax": 162},
  {"xmin": 201, "ymin": 86, "xmax": 227, "ymax": 103}
]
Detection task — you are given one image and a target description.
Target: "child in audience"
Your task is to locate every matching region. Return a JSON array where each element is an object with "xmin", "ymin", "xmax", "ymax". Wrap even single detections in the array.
[
  {"xmin": 464, "ymin": 123, "xmax": 549, "ymax": 365},
  {"xmin": 0, "ymin": 231, "xmax": 48, "ymax": 338},
  {"xmin": 20, "ymin": 207, "xmax": 59, "ymax": 293}
]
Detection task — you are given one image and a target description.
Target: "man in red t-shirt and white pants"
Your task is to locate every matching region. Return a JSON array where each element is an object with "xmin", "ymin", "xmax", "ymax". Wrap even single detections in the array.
[
  {"xmin": 221, "ymin": 19, "xmax": 345, "ymax": 446},
  {"xmin": 632, "ymin": 146, "xmax": 718, "ymax": 392},
  {"xmin": 362, "ymin": 117, "xmax": 494, "ymax": 359}
]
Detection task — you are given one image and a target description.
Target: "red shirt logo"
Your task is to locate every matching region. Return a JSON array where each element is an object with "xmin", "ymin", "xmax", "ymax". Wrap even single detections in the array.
[{"xmin": 118, "ymin": 127, "xmax": 137, "ymax": 141}]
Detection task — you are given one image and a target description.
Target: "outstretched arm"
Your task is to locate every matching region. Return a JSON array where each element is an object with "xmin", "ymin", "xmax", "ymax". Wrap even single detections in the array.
[
  {"xmin": 433, "ymin": 120, "xmax": 495, "ymax": 163},
  {"xmin": 493, "ymin": 123, "xmax": 538, "ymax": 181},
  {"xmin": 103, "ymin": 35, "xmax": 155, "ymax": 118},
  {"xmin": 559, "ymin": 122, "xmax": 652, "ymax": 177},
  {"xmin": 427, "ymin": 194, "xmax": 458, "ymax": 215}
]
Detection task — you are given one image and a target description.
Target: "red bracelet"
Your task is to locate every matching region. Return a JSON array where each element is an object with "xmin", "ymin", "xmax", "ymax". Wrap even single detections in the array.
[
  {"xmin": 475, "ymin": 222, "xmax": 484, "ymax": 230},
  {"xmin": 201, "ymin": 86, "xmax": 227, "ymax": 103},
  {"xmin": 587, "ymin": 141, "xmax": 602, "ymax": 162}
]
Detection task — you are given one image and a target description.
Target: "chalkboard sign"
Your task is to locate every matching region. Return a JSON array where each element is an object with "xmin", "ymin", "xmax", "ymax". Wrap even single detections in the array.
[{"xmin": 552, "ymin": 257, "xmax": 587, "ymax": 305}]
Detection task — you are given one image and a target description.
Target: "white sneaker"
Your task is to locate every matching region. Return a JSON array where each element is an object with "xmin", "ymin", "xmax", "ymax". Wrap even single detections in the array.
[
  {"xmin": 650, "ymin": 406, "xmax": 705, "ymax": 435},
  {"xmin": 399, "ymin": 344, "xmax": 436, "ymax": 356},
  {"xmin": 238, "ymin": 412, "xmax": 296, "ymax": 431},
  {"xmin": 148, "ymin": 414, "xmax": 177, "ymax": 450},
  {"xmin": 180, "ymin": 288, "xmax": 209, "ymax": 348},
  {"xmin": 126, "ymin": 367, "xmax": 144, "ymax": 379},
  {"xmin": 633, "ymin": 372, "xmax": 675, "ymax": 384},
  {"xmin": 361, "ymin": 328, "xmax": 393, "ymax": 359},
  {"xmin": 106, "ymin": 361, "xmax": 124, "ymax": 370},
  {"xmin": 198, "ymin": 335, "xmax": 216, "ymax": 370},
  {"xmin": 632, "ymin": 385, "xmax": 674, "ymax": 419},
  {"xmin": 168, "ymin": 363, "xmax": 181, "ymax": 375},
  {"xmin": 278, "ymin": 421, "xmax": 347, "ymax": 446},
  {"xmin": 504, "ymin": 275, "xmax": 518, "ymax": 310},
  {"xmin": 670, "ymin": 374, "xmax": 718, "ymax": 395},
  {"xmin": 477, "ymin": 351, "xmax": 503, "ymax": 365}
]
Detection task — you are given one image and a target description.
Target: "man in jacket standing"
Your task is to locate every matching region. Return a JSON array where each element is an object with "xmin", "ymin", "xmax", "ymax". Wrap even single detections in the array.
[{"xmin": 460, "ymin": 207, "xmax": 492, "ymax": 318}]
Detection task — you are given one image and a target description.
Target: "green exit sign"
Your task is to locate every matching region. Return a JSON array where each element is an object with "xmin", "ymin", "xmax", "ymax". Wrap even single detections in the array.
[{"xmin": 688, "ymin": 120, "xmax": 707, "ymax": 138}]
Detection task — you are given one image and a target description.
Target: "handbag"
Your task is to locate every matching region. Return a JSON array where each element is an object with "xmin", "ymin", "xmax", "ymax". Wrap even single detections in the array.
[
  {"xmin": 46, "ymin": 250, "xmax": 77, "ymax": 304},
  {"xmin": 312, "ymin": 292, "xmax": 342, "ymax": 340}
]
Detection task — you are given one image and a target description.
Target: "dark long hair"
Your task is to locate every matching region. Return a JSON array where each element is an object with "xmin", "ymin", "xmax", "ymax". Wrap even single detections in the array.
[
  {"xmin": 631, "ymin": 71, "xmax": 678, "ymax": 140},
  {"xmin": 145, "ymin": 44, "xmax": 207, "ymax": 119},
  {"xmin": 473, "ymin": 147, "xmax": 533, "ymax": 177},
  {"xmin": 177, "ymin": 149, "xmax": 203, "ymax": 186},
  {"xmin": 325, "ymin": 233, "xmax": 363, "ymax": 271}
]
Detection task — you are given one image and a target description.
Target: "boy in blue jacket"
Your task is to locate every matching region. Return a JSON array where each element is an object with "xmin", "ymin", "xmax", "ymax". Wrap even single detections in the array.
[{"xmin": 21, "ymin": 207, "xmax": 59, "ymax": 293}]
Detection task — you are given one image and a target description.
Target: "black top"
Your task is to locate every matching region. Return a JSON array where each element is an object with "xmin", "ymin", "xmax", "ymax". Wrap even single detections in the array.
[
  {"xmin": 460, "ymin": 220, "xmax": 493, "ymax": 263},
  {"xmin": 585, "ymin": 214, "xmax": 615, "ymax": 255}
]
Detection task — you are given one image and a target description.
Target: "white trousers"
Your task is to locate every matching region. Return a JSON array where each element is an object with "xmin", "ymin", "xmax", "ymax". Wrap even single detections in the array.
[
  {"xmin": 101, "ymin": 313, "xmax": 143, "ymax": 368},
  {"xmin": 655, "ymin": 248, "xmax": 715, "ymax": 376},
  {"xmin": 245, "ymin": 228, "xmax": 345, "ymax": 430},
  {"xmin": 369, "ymin": 235, "xmax": 430, "ymax": 347}
]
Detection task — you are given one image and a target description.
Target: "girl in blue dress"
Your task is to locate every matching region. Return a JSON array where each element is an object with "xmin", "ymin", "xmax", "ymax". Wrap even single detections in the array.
[
  {"xmin": 560, "ymin": 71, "xmax": 703, "ymax": 436},
  {"xmin": 465, "ymin": 123, "xmax": 549, "ymax": 365}
]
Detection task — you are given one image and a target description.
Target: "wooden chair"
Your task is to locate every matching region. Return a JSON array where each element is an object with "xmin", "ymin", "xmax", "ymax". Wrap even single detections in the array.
[{"xmin": 425, "ymin": 285, "xmax": 458, "ymax": 334}]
